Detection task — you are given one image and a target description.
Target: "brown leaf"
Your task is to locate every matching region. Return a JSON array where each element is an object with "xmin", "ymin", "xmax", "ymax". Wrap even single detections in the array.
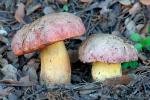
[
  {"xmin": 0, "ymin": 79, "xmax": 19, "ymax": 84},
  {"xmin": 1, "ymin": 64, "xmax": 17, "ymax": 81},
  {"xmin": 56, "ymin": 0, "xmax": 68, "ymax": 4},
  {"xmin": 26, "ymin": 3, "xmax": 41, "ymax": 15},
  {"xmin": 0, "ymin": 35, "xmax": 10, "ymax": 45},
  {"xmin": 26, "ymin": 0, "xmax": 33, "ymax": 6},
  {"xmin": 129, "ymin": 3, "xmax": 141, "ymax": 15},
  {"xmin": 103, "ymin": 75, "xmax": 133, "ymax": 86},
  {"xmin": 0, "ymin": 78, "xmax": 34, "ymax": 86},
  {"xmin": 7, "ymin": 51, "xmax": 18, "ymax": 63},
  {"xmin": 0, "ymin": 76, "xmax": 34, "ymax": 86},
  {"xmin": 47, "ymin": 0, "xmax": 67, "ymax": 4},
  {"xmin": 22, "ymin": 59, "xmax": 39, "ymax": 83},
  {"xmin": 147, "ymin": 5, "xmax": 150, "ymax": 19},
  {"xmin": 19, "ymin": 76, "xmax": 33, "ymax": 85},
  {"xmin": 0, "ymin": 87, "xmax": 14, "ymax": 97},
  {"xmin": 0, "ymin": 55, "xmax": 8, "ymax": 66},
  {"xmin": 141, "ymin": 23, "xmax": 149, "ymax": 34},
  {"xmin": 15, "ymin": 3, "xmax": 26, "ymax": 24}
]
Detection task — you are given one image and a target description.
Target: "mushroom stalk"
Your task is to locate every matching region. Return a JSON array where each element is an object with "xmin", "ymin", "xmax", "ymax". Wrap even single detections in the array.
[
  {"xmin": 92, "ymin": 62, "xmax": 122, "ymax": 81},
  {"xmin": 40, "ymin": 41, "xmax": 71, "ymax": 84}
]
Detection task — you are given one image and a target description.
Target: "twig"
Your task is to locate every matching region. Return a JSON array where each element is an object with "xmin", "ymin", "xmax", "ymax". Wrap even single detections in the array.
[{"xmin": 0, "ymin": 83, "xmax": 35, "ymax": 87}]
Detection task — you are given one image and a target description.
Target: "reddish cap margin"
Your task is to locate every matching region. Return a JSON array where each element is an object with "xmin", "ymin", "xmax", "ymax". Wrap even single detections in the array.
[
  {"xmin": 12, "ymin": 12, "xmax": 85, "ymax": 55},
  {"xmin": 79, "ymin": 34, "xmax": 138, "ymax": 63}
]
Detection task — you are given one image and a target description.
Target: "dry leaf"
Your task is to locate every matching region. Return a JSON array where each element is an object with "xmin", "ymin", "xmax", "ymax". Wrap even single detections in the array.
[
  {"xmin": 15, "ymin": 3, "xmax": 25, "ymax": 24},
  {"xmin": 0, "ymin": 87, "xmax": 14, "ymax": 97},
  {"xmin": 0, "ymin": 79, "xmax": 19, "ymax": 84},
  {"xmin": 136, "ymin": 24, "xmax": 144, "ymax": 32},
  {"xmin": 26, "ymin": 0, "xmax": 33, "ymax": 6},
  {"xmin": 141, "ymin": 23, "xmax": 149, "ymax": 34},
  {"xmin": 119, "ymin": 0, "xmax": 135, "ymax": 6},
  {"xmin": 129, "ymin": 3, "xmax": 141, "ymax": 15},
  {"xmin": 19, "ymin": 76, "xmax": 33, "ymax": 85},
  {"xmin": 1, "ymin": 64, "xmax": 17, "ymax": 80},
  {"xmin": 0, "ymin": 76, "xmax": 34, "ymax": 86},
  {"xmin": 8, "ymin": 93, "xmax": 18, "ymax": 100},
  {"xmin": 23, "ymin": 59, "xmax": 39, "ymax": 83},
  {"xmin": 104, "ymin": 75, "xmax": 133, "ymax": 86},
  {"xmin": 80, "ymin": 0, "xmax": 93, "ymax": 3},
  {"xmin": 24, "ymin": 52, "xmax": 35, "ymax": 59},
  {"xmin": 25, "ymin": 67, "xmax": 37, "ymax": 83},
  {"xmin": 56, "ymin": 0, "xmax": 68, "ymax": 4},
  {"xmin": 0, "ymin": 55, "xmax": 8, "ymax": 66},
  {"xmin": 0, "ymin": 59, "xmax": 8, "ymax": 66},
  {"xmin": 26, "ymin": 3, "xmax": 41, "ymax": 15},
  {"xmin": 0, "ymin": 35, "xmax": 10, "ymax": 45},
  {"xmin": 47, "ymin": 0, "xmax": 67, "ymax": 4},
  {"xmin": 125, "ymin": 18, "xmax": 137, "ymax": 35},
  {"xmin": 147, "ymin": 6, "xmax": 150, "ymax": 20},
  {"xmin": 7, "ymin": 51, "xmax": 18, "ymax": 63},
  {"xmin": 43, "ymin": 6, "xmax": 55, "ymax": 15}
]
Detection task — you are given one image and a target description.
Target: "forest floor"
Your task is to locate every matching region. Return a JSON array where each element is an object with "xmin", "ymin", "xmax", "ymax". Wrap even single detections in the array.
[{"xmin": 0, "ymin": 0, "xmax": 150, "ymax": 100}]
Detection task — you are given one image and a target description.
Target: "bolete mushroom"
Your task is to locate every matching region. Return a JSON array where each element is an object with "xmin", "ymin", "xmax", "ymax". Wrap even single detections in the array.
[
  {"xmin": 79, "ymin": 34, "xmax": 138, "ymax": 81},
  {"xmin": 12, "ymin": 12, "xmax": 85, "ymax": 84}
]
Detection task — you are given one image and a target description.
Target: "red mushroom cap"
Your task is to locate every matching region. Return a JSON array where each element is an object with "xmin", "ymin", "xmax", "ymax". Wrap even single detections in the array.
[
  {"xmin": 12, "ymin": 12, "xmax": 85, "ymax": 55},
  {"xmin": 79, "ymin": 34, "xmax": 138, "ymax": 63}
]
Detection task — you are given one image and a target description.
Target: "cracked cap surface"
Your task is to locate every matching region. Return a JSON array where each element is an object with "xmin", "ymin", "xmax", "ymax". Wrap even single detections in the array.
[{"xmin": 79, "ymin": 34, "xmax": 138, "ymax": 63}]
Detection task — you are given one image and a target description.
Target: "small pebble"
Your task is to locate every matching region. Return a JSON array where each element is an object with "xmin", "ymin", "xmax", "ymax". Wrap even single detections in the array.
[{"xmin": 43, "ymin": 6, "xmax": 55, "ymax": 15}]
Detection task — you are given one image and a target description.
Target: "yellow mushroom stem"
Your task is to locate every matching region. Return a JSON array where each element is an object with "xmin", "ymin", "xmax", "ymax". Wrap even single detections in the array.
[
  {"xmin": 40, "ymin": 41, "xmax": 71, "ymax": 84},
  {"xmin": 92, "ymin": 62, "xmax": 122, "ymax": 81}
]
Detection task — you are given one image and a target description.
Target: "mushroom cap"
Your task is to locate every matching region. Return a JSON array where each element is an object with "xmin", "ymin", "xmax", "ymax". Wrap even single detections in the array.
[
  {"xmin": 12, "ymin": 12, "xmax": 85, "ymax": 55},
  {"xmin": 79, "ymin": 34, "xmax": 138, "ymax": 63},
  {"xmin": 140, "ymin": 0, "xmax": 150, "ymax": 5}
]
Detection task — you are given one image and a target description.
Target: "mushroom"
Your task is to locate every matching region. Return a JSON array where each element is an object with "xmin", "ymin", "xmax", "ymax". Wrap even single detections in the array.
[
  {"xmin": 12, "ymin": 12, "xmax": 85, "ymax": 84},
  {"xmin": 140, "ymin": 0, "xmax": 150, "ymax": 5},
  {"xmin": 79, "ymin": 34, "xmax": 138, "ymax": 81}
]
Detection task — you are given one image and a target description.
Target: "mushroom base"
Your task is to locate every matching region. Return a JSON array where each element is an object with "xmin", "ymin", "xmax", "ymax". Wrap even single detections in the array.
[
  {"xmin": 92, "ymin": 62, "xmax": 122, "ymax": 81},
  {"xmin": 40, "ymin": 41, "xmax": 71, "ymax": 84}
]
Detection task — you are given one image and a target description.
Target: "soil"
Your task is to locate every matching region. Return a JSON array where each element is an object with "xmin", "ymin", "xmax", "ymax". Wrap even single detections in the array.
[{"xmin": 0, "ymin": 0, "xmax": 150, "ymax": 100}]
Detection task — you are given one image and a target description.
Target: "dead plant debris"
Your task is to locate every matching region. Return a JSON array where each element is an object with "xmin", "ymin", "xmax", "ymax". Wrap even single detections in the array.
[{"xmin": 0, "ymin": 0, "xmax": 150, "ymax": 99}]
